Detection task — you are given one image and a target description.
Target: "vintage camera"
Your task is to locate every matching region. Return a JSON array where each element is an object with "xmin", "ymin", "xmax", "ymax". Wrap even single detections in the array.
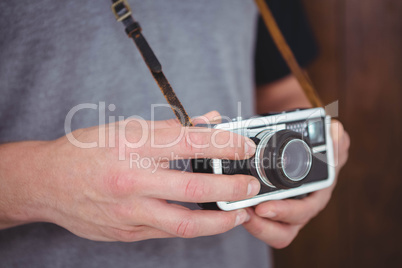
[{"xmin": 192, "ymin": 107, "xmax": 335, "ymax": 211}]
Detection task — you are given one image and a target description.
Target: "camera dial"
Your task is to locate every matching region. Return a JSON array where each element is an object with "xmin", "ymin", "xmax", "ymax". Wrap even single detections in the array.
[{"xmin": 251, "ymin": 130, "xmax": 312, "ymax": 189}]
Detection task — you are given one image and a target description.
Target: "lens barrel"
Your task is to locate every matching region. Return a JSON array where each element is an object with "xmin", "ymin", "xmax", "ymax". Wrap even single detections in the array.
[{"xmin": 251, "ymin": 130, "xmax": 312, "ymax": 189}]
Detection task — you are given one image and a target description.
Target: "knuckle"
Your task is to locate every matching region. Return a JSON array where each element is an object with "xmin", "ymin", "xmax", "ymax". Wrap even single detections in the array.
[
  {"xmin": 184, "ymin": 178, "xmax": 207, "ymax": 200},
  {"xmin": 247, "ymin": 221, "xmax": 265, "ymax": 237},
  {"xmin": 230, "ymin": 176, "xmax": 248, "ymax": 200},
  {"xmin": 260, "ymin": 201, "xmax": 278, "ymax": 214},
  {"xmin": 220, "ymin": 213, "xmax": 237, "ymax": 231},
  {"xmin": 104, "ymin": 172, "xmax": 125, "ymax": 195},
  {"xmin": 103, "ymin": 170, "xmax": 139, "ymax": 197},
  {"xmin": 182, "ymin": 130, "xmax": 206, "ymax": 155},
  {"xmin": 218, "ymin": 133, "xmax": 243, "ymax": 158},
  {"xmin": 175, "ymin": 217, "xmax": 198, "ymax": 238}
]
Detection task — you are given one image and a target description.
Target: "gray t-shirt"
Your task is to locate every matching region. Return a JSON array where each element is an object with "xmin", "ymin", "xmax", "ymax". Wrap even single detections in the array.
[{"xmin": 0, "ymin": 1, "xmax": 271, "ymax": 267}]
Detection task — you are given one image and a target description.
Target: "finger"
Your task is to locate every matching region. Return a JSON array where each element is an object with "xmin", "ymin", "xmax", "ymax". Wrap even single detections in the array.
[
  {"xmin": 330, "ymin": 120, "xmax": 350, "ymax": 171},
  {"xmin": 137, "ymin": 169, "xmax": 261, "ymax": 202},
  {"xmin": 331, "ymin": 119, "xmax": 351, "ymax": 155},
  {"xmin": 242, "ymin": 208, "xmax": 300, "ymax": 249},
  {"xmin": 338, "ymin": 130, "xmax": 350, "ymax": 168},
  {"xmin": 254, "ymin": 188, "xmax": 332, "ymax": 225},
  {"xmin": 143, "ymin": 199, "xmax": 250, "ymax": 238},
  {"xmin": 330, "ymin": 119, "xmax": 344, "ymax": 143},
  {"xmin": 136, "ymin": 126, "xmax": 256, "ymax": 160}
]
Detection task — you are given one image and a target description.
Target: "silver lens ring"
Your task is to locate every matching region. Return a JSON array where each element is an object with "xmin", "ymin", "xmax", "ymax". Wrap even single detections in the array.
[
  {"xmin": 254, "ymin": 132, "xmax": 276, "ymax": 187},
  {"xmin": 280, "ymin": 139, "xmax": 312, "ymax": 182}
]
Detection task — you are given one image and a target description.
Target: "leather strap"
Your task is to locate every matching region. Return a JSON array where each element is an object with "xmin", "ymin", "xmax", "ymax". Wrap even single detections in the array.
[
  {"xmin": 111, "ymin": 0, "xmax": 193, "ymax": 126},
  {"xmin": 254, "ymin": 0, "xmax": 323, "ymax": 107},
  {"xmin": 111, "ymin": 0, "xmax": 323, "ymax": 128}
]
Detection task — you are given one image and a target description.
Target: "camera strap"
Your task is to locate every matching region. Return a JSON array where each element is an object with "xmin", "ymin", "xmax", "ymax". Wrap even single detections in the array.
[
  {"xmin": 110, "ymin": 0, "xmax": 323, "ymax": 127},
  {"xmin": 110, "ymin": 0, "xmax": 193, "ymax": 126},
  {"xmin": 254, "ymin": 0, "xmax": 323, "ymax": 107}
]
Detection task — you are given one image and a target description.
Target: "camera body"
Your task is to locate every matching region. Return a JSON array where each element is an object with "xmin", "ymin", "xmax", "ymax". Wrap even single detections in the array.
[{"xmin": 192, "ymin": 108, "xmax": 335, "ymax": 211}]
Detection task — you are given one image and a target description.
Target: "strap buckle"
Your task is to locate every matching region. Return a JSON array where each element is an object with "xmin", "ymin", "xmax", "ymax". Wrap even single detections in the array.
[{"xmin": 111, "ymin": 0, "xmax": 132, "ymax": 22}]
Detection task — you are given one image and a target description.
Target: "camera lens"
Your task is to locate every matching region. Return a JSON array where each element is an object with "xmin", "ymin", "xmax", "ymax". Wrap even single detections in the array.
[
  {"xmin": 281, "ymin": 139, "xmax": 312, "ymax": 181},
  {"xmin": 251, "ymin": 130, "xmax": 312, "ymax": 189}
]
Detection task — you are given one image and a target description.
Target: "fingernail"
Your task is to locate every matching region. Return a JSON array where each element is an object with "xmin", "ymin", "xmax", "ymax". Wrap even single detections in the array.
[
  {"xmin": 247, "ymin": 180, "xmax": 260, "ymax": 196},
  {"xmin": 244, "ymin": 138, "xmax": 256, "ymax": 155},
  {"xmin": 264, "ymin": 211, "xmax": 277, "ymax": 218},
  {"xmin": 235, "ymin": 209, "xmax": 248, "ymax": 226}
]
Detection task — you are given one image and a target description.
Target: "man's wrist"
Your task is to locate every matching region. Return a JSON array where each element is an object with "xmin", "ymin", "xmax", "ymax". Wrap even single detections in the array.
[{"xmin": 0, "ymin": 141, "xmax": 51, "ymax": 229}]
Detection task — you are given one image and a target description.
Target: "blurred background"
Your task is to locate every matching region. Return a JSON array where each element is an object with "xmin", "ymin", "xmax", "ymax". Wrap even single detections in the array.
[{"xmin": 273, "ymin": 0, "xmax": 402, "ymax": 267}]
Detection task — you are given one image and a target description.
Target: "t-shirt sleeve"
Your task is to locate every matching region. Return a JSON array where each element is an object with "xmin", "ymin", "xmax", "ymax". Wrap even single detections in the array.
[{"xmin": 254, "ymin": 0, "xmax": 318, "ymax": 85}]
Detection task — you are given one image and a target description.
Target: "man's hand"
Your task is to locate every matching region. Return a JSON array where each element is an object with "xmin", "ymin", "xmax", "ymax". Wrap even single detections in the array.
[
  {"xmin": 242, "ymin": 120, "xmax": 350, "ymax": 248},
  {"xmin": 0, "ymin": 111, "xmax": 260, "ymax": 242}
]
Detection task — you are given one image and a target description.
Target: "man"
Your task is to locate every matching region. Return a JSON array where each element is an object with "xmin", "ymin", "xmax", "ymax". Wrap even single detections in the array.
[{"xmin": 0, "ymin": 1, "xmax": 349, "ymax": 267}]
